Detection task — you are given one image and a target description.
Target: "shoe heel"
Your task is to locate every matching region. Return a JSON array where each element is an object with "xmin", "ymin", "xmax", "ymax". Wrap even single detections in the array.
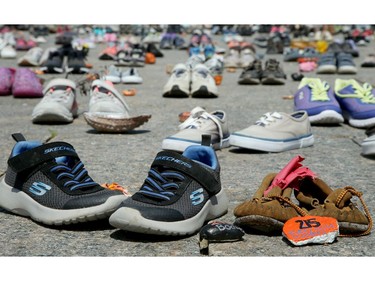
[
  {"xmin": 220, "ymin": 137, "xmax": 231, "ymax": 149},
  {"xmin": 206, "ymin": 189, "xmax": 229, "ymax": 220}
]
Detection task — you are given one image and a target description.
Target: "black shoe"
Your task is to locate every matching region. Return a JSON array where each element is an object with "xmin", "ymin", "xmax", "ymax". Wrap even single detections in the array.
[
  {"xmin": 0, "ymin": 133, "xmax": 127, "ymax": 225},
  {"xmin": 66, "ymin": 48, "xmax": 90, "ymax": 74},
  {"xmin": 109, "ymin": 140, "xmax": 229, "ymax": 235},
  {"xmin": 266, "ymin": 36, "xmax": 284, "ymax": 54},
  {"xmin": 40, "ymin": 50, "xmax": 64, "ymax": 73},
  {"xmin": 146, "ymin": 43, "xmax": 163, "ymax": 57},
  {"xmin": 261, "ymin": 59, "xmax": 287, "ymax": 85},
  {"xmin": 238, "ymin": 60, "xmax": 263, "ymax": 85},
  {"xmin": 129, "ymin": 46, "xmax": 145, "ymax": 67}
]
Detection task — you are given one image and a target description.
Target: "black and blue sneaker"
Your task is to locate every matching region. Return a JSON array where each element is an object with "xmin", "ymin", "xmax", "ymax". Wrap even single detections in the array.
[
  {"xmin": 109, "ymin": 139, "xmax": 229, "ymax": 236},
  {"xmin": 0, "ymin": 133, "xmax": 127, "ymax": 225}
]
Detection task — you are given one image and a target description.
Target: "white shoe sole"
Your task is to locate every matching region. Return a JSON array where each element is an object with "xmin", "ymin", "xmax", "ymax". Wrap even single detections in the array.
[
  {"xmin": 162, "ymin": 136, "xmax": 230, "ymax": 152},
  {"xmin": 229, "ymin": 134, "xmax": 314, "ymax": 152},
  {"xmin": 109, "ymin": 189, "xmax": 229, "ymax": 236},
  {"xmin": 0, "ymin": 177, "xmax": 127, "ymax": 225},
  {"xmin": 308, "ymin": 110, "xmax": 344, "ymax": 124}
]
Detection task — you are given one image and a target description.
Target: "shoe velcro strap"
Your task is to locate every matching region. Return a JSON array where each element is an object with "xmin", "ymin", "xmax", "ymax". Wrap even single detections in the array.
[
  {"xmin": 151, "ymin": 151, "xmax": 220, "ymax": 195},
  {"xmin": 8, "ymin": 142, "xmax": 79, "ymax": 173}
]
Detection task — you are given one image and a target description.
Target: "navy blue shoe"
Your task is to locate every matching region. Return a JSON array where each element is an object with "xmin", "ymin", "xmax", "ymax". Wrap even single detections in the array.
[
  {"xmin": 109, "ymin": 141, "xmax": 229, "ymax": 236},
  {"xmin": 0, "ymin": 133, "xmax": 127, "ymax": 225}
]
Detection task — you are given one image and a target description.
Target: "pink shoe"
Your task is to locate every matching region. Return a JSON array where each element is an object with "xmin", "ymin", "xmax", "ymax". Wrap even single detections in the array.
[
  {"xmin": 27, "ymin": 39, "xmax": 37, "ymax": 49},
  {"xmin": 15, "ymin": 38, "xmax": 28, "ymax": 50},
  {"xmin": 12, "ymin": 68, "xmax": 43, "ymax": 98},
  {"xmin": 0, "ymin": 67, "xmax": 15, "ymax": 96},
  {"xmin": 299, "ymin": 61, "xmax": 317, "ymax": 72}
]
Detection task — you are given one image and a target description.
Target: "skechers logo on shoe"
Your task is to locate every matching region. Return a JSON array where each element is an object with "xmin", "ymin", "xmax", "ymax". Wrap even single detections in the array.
[
  {"xmin": 156, "ymin": 156, "xmax": 192, "ymax": 168},
  {"xmin": 298, "ymin": 91, "xmax": 304, "ymax": 100},
  {"xmin": 44, "ymin": 146, "xmax": 75, "ymax": 154},
  {"xmin": 29, "ymin": 182, "xmax": 52, "ymax": 196},
  {"xmin": 190, "ymin": 188, "xmax": 204, "ymax": 206}
]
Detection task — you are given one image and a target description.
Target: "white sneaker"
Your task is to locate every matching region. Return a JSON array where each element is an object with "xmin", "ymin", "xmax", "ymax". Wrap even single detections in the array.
[
  {"xmin": 162, "ymin": 63, "xmax": 190, "ymax": 98},
  {"xmin": 88, "ymin": 79, "xmax": 130, "ymax": 117},
  {"xmin": 103, "ymin": 65, "xmax": 122, "ymax": 84},
  {"xmin": 239, "ymin": 48, "xmax": 256, "ymax": 68},
  {"xmin": 224, "ymin": 48, "xmax": 241, "ymax": 68},
  {"xmin": 18, "ymin": 47, "xmax": 43, "ymax": 66},
  {"xmin": 230, "ymin": 111, "xmax": 314, "ymax": 152},
  {"xmin": 191, "ymin": 64, "xmax": 218, "ymax": 98},
  {"xmin": 162, "ymin": 108, "xmax": 230, "ymax": 152},
  {"xmin": 204, "ymin": 54, "xmax": 224, "ymax": 75},
  {"xmin": 1, "ymin": 45, "xmax": 17, "ymax": 59},
  {"xmin": 32, "ymin": 78, "xmax": 78, "ymax": 123},
  {"xmin": 122, "ymin": 68, "xmax": 143, "ymax": 84}
]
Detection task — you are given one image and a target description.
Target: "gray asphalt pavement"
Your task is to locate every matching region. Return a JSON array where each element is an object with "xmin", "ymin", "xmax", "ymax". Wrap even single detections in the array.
[{"xmin": 0, "ymin": 28, "xmax": 374, "ymax": 261}]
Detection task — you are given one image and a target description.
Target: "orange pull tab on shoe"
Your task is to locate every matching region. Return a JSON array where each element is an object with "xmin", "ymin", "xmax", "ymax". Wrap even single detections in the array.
[{"xmin": 282, "ymin": 215, "xmax": 339, "ymax": 246}]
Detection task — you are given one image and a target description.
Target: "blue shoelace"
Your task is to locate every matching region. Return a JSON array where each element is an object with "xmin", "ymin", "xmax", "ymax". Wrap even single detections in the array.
[
  {"xmin": 50, "ymin": 161, "xmax": 97, "ymax": 191},
  {"xmin": 138, "ymin": 168, "xmax": 185, "ymax": 201}
]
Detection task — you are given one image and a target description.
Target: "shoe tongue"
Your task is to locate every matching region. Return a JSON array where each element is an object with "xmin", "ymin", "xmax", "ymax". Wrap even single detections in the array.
[
  {"xmin": 265, "ymin": 186, "xmax": 283, "ymax": 197},
  {"xmin": 55, "ymin": 156, "xmax": 74, "ymax": 166}
]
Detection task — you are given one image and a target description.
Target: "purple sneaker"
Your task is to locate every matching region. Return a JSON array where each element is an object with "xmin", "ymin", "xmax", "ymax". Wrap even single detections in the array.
[
  {"xmin": 334, "ymin": 79, "xmax": 375, "ymax": 128},
  {"xmin": 0, "ymin": 67, "xmax": 15, "ymax": 96},
  {"xmin": 12, "ymin": 68, "xmax": 43, "ymax": 98},
  {"xmin": 294, "ymin": 78, "xmax": 344, "ymax": 124}
]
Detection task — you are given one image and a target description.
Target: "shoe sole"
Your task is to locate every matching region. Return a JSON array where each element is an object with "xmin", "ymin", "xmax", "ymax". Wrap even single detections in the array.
[
  {"xmin": 234, "ymin": 215, "xmax": 284, "ymax": 234},
  {"xmin": 32, "ymin": 106, "xmax": 77, "ymax": 124},
  {"xmin": 238, "ymin": 78, "xmax": 261, "ymax": 85},
  {"xmin": 162, "ymin": 136, "xmax": 231, "ymax": 153},
  {"xmin": 108, "ymin": 189, "xmax": 229, "ymax": 236},
  {"xmin": 261, "ymin": 77, "xmax": 285, "ymax": 85},
  {"xmin": 163, "ymin": 85, "xmax": 189, "ymax": 98},
  {"xmin": 308, "ymin": 110, "xmax": 344, "ymax": 124},
  {"xmin": 122, "ymin": 77, "xmax": 143, "ymax": 84},
  {"xmin": 345, "ymin": 114, "xmax": 375, "ymax": 128},
  {"xmin": 191, "ymin": 86, "xmax": 218, "ymax": 98},
  {"xmin": 316, "ymin": 65, "xmax": 337, "ymax": 74},
  {"xmin": 229, "ymin": 134, "xmax": 314, "ymax": 152},
  {"xmin": 0, "ymin": 177, "xmax": 126, "ymax": 225},
  {"xmin": 103, "ymin": 76, "xmax": 122, "ymax": 84},
  {"xmin": 83, "ymin": 112, "xmax": 151, "ymax": 133},
  {"xmin": 337, "ymin": 66, "xmax": 357, "ymax": 74},
  {"xmin": 39, "ymin": 66, "xmax": 64, "ymax": 73}
]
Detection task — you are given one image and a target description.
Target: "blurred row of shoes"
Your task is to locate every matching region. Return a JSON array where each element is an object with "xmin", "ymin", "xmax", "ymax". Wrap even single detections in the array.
[
  {"xmin": 98, "ymin": 42, "xmax": 163, "ymax": 66},
  {"xmin": 163, "ymin": 54, "xmax": 223, "ymax": 98}
]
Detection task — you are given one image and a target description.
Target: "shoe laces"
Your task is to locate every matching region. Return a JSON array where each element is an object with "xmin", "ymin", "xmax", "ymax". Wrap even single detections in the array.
[
  {"xmin": 265, "ymin": 59, "xmax": 279, "ymax": 71},
  {"xmin": 355, "ymin": 83, "xmax": 375, "ymax": 104},
  {"xmin": 309, "ymin": 80, "xmax": 330, "ymax": 101},
  {"xmin": 335, "ymin": 186, "xmax": 373, "ymax": 237},
  {"xmin": 137, "ymin": 168, "xmax": 185, "ymax": 201},
  {"xmin": 255, "ymin": 112, "xmax": 282, "ymax": 126},
  {"xmin": 180, "ymin": 112, "xmax": 225, "ymax": 147},
  {"xmin": 46, "ymin": 86, "xmax": 74, "ymax": 102},
  {"xmin": 50, "ymin": 160, "xmax": 98, "ymax": 191},
  {"xmin": 178, "ymin": 108, "xmax": 206, "ymax": 130},
  {"xmin": 91, "ymin": 85, "xmax": 130, "ymax": 111}
]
